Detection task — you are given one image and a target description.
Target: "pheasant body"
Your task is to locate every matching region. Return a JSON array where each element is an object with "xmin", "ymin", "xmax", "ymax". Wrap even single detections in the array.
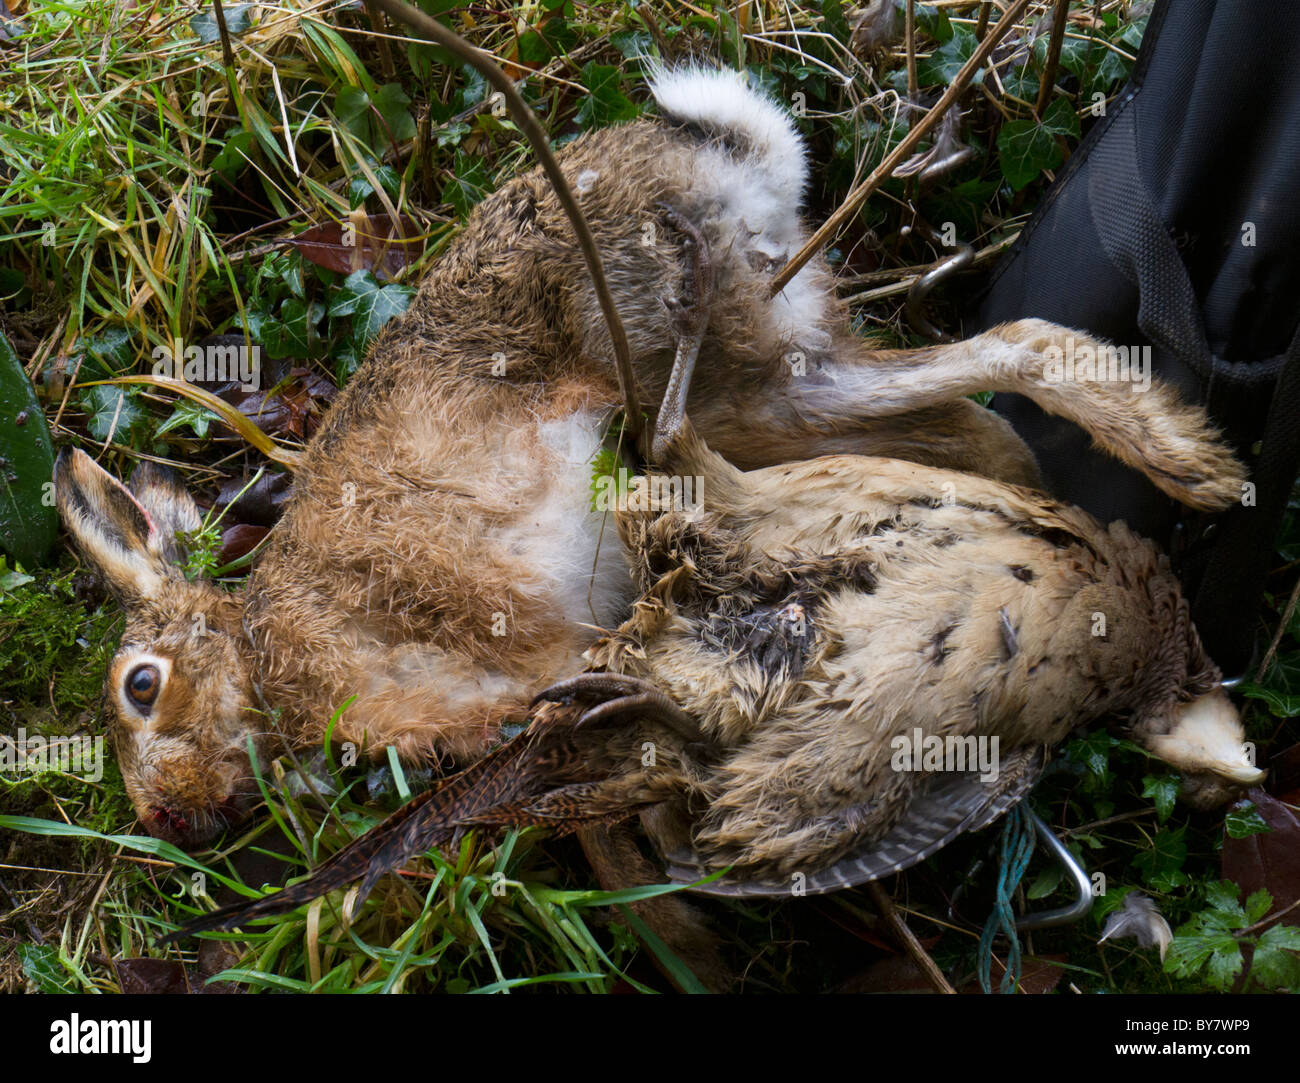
[{"xmin": 567, "ymin": 440, "xmax": 1238, "ymax": 886}]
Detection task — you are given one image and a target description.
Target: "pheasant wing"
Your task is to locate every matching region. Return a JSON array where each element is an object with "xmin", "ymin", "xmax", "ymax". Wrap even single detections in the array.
[{"xmin": 667, "ymin": 747, "xmax": 1046, "ymax": 896}]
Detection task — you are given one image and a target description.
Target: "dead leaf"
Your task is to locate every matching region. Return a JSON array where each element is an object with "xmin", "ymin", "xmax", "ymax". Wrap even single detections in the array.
[
  {"xmin": 114, "ymin": 957, "xmax": 202, "ymax": 994},
  {"xmin": 215, "ymin": 470, "xmax": 293, "ymax": 526},
  {"xmin": 220, "ymin": 367, "xmax": 336, "ymax": 440},
  {"xmin": 1221, "ymin": 788, "xmax": 1300, "ymax": 927},
  {"xmin": 218, "ymin": 522, "xmax": 268, "ymax": 565},
  {"xmin": 284, "ymin": 213, "xmax": 421, "ymax": 281}
]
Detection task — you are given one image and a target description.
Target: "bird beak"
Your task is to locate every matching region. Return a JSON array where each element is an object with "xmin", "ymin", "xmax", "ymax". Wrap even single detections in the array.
[{"xmin": 1144, "ymin": 690, "xmax": 1265, "ymax": 785}]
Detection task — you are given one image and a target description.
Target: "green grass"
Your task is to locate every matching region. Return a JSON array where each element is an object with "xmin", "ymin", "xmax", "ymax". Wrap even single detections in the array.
[{"xmin": 4, "ymin": 0, "xmax": 1298, "ymax": 994}]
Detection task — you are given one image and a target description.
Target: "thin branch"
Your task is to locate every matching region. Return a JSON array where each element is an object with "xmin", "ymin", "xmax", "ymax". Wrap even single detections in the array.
[
  {"xmin": 1255, "ymin": 572, "xmax": 1300, "ymax": 681},
  {"xmin": 1035, "ymin": 0, "xmax": 1071, "ymax": 117},
  {"xmin": 1234, "ymin": 893, "xmax": 1300, "ymax": 940},
  {"xmin": 867, "ymin": 881, "xmax": 957, "ymax": 994},
  {"xmin": 905, "ymin": 0, "xmax": 918, "ymax": 100},
  {"xmin": 211, "ymin": 0, "xmax": 236, "ymax": 70},
  {"xmin": 367, "ymin": 0, "xmax": 644, "ymax": 447},
  {"xmin": 769, "ymin": 0, "xmax": 1034, "ymax": 296}
]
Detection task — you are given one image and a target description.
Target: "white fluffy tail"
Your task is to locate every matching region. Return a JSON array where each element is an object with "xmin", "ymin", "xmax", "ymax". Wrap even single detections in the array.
[{"xmin": 647, "ymin": 65, "xmax": 807, "ymax": 202}]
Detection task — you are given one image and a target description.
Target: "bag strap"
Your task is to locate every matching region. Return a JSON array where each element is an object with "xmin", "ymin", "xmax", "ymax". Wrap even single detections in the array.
[
  {"xmin": 1192, "ymin": 327, "xmax": 1300, "ymax": 672},
  {"xmin": 1087, "ymin": 106, "xmax": 1289, "ymax": 389}
]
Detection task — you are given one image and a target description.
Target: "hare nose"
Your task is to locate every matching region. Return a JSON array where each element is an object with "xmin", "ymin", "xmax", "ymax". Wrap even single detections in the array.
[{"xmin": 151, "ymin": 806, "xmax": 192, "ymax": 837}]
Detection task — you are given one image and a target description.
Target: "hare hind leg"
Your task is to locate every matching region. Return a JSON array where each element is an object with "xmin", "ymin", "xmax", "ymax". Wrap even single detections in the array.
[{"xmin": 786, "ymin": 319, "xmax": 1244, "ymax": 510}]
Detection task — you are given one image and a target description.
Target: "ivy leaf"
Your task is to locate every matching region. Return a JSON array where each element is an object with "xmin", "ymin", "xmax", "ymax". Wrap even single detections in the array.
[
  {"xmin": 261, "ymin": 298, "xmax": 324, "ymax": 359},
  {"xmin": 1238, "ymin": 679, "xmax": 1300, "ymax": 718},
  {"xmin": 1141, "ymin": 774, "xmax": 1180, "ymax": 824},
  {"xmin": 518, "ymin": 12, "xmax": 577, "ymax": 64},
  {"xmin": 335, "ymin": 85, "xmax": 372, "ymax": 140},
  {"xmin": 1132, "ymin": 826, "xmax": 1188, "ymax": 892},
  {"xmin": 372, "ymin": 83, "xmax": 417, "ymax": 144},
  {"xmin": 1225, "ymin": 801, "xmax": 1273, "ymax": 839},
  {"xmin": 998, "ymin": 119, "xmax": 1061, "ymax": 190},
  {"xmin": 821, "ymin": 0, "xmax": 851, "ymax": 44},
  {"xmin": 440, "ymin": 150, "xmax": 492, "ymax": 219},
  {"xmin": 1065, "ymin": 730, "xmax": 1117, "ymax": 780},
  {"xmin": 1055, "ymin": 35, "xmax": 1097, "ymax": 81},
  {"xmin": 78, "ymin": 327, "xmax": 134, "ymax": 380},
  {"xmin": 211, "ymin": 128, "xmax": 254, "ymax": 181},
  {"xmin": 80, "ymin": 385, "xmax": 145, "ymax": 444},
  {"xmin": 575, "ymin": 63, "xmax": 640, "ymax": 129},
  {"xmin": 191, "ymin": 2, "xmax": 251, "ymax": 44},
  {"xmin": 914, "ymin": 2, "xmax": 953, "ymax": 44},
  {"xmin": 327, "ymin": 270, "xmax": 415, "ymax": 353},
  {"xmin": 610, "ymin": 30, "xmax": 652, "ymax": 60},
  {"xmin": 336, "ymin": 84, "xmax": 415, "ymax": 154},
  {"xmin": 1026, "ymin": 864, "xmax": 1062, "ymax": 900},
  {"xmin": 154, "ymin": 400, "xmax": 221, "ymax": 440},
  {"xmin": 1040, "ymin": 97, "xmax": 1081, "ymax": 139},
  {"xmin": 435, "ymin": 121, "xmax": 471, "ymax": 149},
  {"xmin": 1117, "ymin": 16, "xmax": 1149, "ymax": 52},
  {"xmin": 1002, "ymin": 65, "xmax": 1039, "ymax": 103},
  {"xmin": 916, "ymin": 28, "xmax": 981, "ymax": 87},
  {"xmin": 1092, "ymin": 47, "xmax": 1131, "ymax": 92}
]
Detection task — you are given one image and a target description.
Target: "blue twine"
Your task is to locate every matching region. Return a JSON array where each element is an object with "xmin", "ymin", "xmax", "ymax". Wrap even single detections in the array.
[{"xmin": 977, "ymin": 803, "xmax": 1037, "ymax": 993}]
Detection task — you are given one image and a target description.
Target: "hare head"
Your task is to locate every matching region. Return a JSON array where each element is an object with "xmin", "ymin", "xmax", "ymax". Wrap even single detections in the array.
[{"xmin": 55, "ymin": 449, "xmax": 263, "ymax": 847}]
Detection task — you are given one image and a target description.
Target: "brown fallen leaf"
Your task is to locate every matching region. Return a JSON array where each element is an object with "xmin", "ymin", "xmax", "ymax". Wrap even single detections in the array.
[
  {"xmin": 284, "ymin": 213, "xmax": 421, "ymax": 281},
  {"xmin": 220, "ymin": 366, "xmax": 336, "ymax": 440},
  {"xmin": 217, "ymin": 522, "xmax": 269, "ymax": 565},
  {"xmin": 115, "ymin": 943, "xmax": 241, "ymax": 994},
  {"xmin": 1221, "ymin": 788, "xmax": 1300, "ymax": 927},
  {"xmin": 115, "ymin": 957, "xmax": 199, "ymax": 994},
  {"xmin": 215, "ymin": 470, "xmax": 293, "ymax": 526}
]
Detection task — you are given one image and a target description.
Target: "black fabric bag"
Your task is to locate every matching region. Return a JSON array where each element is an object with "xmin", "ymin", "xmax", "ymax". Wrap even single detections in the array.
[{"xmin": 974, "ymin": 0, "xmax": 1300, "ymax": 675}]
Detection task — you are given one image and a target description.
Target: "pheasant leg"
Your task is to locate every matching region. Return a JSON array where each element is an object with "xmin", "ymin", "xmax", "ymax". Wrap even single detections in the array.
[
  {"xmin": 651, "ymin": 206, "xmax": 714, "ymax": 466},
  {"xmin": 532, "ymin": 673, "xmax": 702, "ymax": 742}
]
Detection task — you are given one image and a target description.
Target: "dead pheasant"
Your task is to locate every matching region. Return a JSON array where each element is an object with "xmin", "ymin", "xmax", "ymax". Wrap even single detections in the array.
[{"xmin": 165, "ymin": 226, "xmax": 1261, "ymax": 938}]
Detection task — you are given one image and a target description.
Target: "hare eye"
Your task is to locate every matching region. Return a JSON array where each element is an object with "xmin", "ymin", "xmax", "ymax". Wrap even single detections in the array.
[{"xmin": 126, "ymin": 664, "xmax": 161, "ymax": 707}]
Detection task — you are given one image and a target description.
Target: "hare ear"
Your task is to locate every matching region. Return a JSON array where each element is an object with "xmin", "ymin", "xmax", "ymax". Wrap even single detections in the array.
[
  {"xmin": 128, "ymin": 460, "xmax": 202, "ymax": 565},
  {"xmin": 54, "ymin": 449, "xmax": 178, "ymax": 601}
]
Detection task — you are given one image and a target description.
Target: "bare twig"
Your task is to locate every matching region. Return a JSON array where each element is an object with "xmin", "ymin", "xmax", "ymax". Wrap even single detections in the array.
[
  {"xmin": 211, "ymin": 0, "xmax": 236, "ymax": 70},
  {"xmin": 976, "ymin": 1, "xmax": 993, "ymax": 40},
  {"xmin": 366, "ymin": 0, "xmax": 644, "ymax": 447},
  {"xmin": 1234, "ymin": 893, "xmax": 1300, "ymax": 940},
  {"xmin": 1255, "ymin": 573, "xmax": 1300, "ymax": 682},
  {"xmin": 1035, "ymin": 0, "xmax": 1071, "ymax": 117},
  {"xmin": 770, "ymin": 0, "xmax": 1034, "ymax": 296},
  {"xmin": 905, "ymin": 0, "xmax": 918, "ymax": 100},
  {"xmin": 867, "ymin": 881, "xmax": 957, "ymax": 994}
]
